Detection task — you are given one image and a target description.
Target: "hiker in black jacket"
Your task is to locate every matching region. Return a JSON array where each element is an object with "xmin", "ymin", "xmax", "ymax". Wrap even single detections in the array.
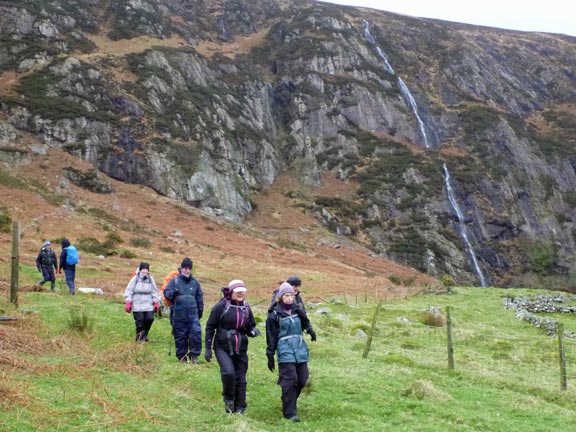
[
  {"xmin": 36, "ymin": 241, "xmax": 58, "ymax": 292},
  {"xmin": 164, "ymin": 257, "xmax": 204, "ymax": 364},
  {"xmin": 204, "ymin": 279, "xmax": 260, "ymax": 415}
]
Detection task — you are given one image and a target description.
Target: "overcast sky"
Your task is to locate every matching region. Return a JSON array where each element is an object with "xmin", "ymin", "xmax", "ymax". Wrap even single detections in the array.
[{"xmin": 315, "ymin": 0, "xmax": 576, "ymax": 37}]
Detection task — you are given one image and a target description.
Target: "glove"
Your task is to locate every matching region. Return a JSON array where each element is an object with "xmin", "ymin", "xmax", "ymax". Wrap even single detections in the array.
[
  {"xmin": 267, "ymin": 355, "xmax": 275, "ymax": 372},
  {"xmin": 125, "ymin": 302, "xmax": 132, "ymax": 313},
  {"xmin": 153, "ymin": 302, "xmax": 160, "ymax": 313},
  {"xmin": 308, "ymin": 327, "xmax": 317, "ymax": 342},
  {"xmin": 204, "ymin": 349, "xmax": 212, "ymax": 363},
  {"xmin": 37, "ymin": 267, "xmax": 41, "ymax": 273},
  {"xmin": 250, "ymin": 328, "xmax": 261, "ymax": 337},
  {"xmin": 58, "ymin": 269, "xmax": 62, "ymax": 274}
]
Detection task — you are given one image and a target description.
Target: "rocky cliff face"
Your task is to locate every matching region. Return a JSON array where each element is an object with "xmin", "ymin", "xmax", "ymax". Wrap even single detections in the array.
[{"xmin": 1, "ymin": 0, "xmax": 576, "ymax": 288}]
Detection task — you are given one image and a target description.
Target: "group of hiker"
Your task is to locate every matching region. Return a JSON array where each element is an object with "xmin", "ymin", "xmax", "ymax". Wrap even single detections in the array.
[
  {"xmin": 35, "ymin": 238, "xmax": 78, "ymax": 295},
  {"xmin": 36, "ymin": 236, "xmax": 316, "ymax": 422},
  {"xmin": 123, "ymin": 257, "xmax": 316, "ymax": 422}
]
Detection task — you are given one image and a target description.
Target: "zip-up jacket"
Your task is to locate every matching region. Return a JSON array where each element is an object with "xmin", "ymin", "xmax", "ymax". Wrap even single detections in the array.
[
  {"xmin": 205, "ymin": 296, "xmax": 257, "ymax": 355},
  {"xmin": 124, "ymin": 272, "xmax": 161, "ymax": 312},
  {"xmin": 164, "ymin": 274, "xmax": 204, "ymax": 322},
  {"xmin": 266, "ymin": 303, "xmax": 311, "ymax": 363}
]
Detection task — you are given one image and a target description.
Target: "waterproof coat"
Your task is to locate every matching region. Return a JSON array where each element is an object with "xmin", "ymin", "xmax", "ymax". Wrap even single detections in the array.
[
  {"xmin": 36, "ymin": 247, "xmax": 57, "ymax": 271},
  {"xmin": 124, "ymin": 273, "xmax": 161, "ymax": 312},
  {"xmin": 163, "ymin": 274, "xmax": 204, "ymax": 321},
  {"xmin": 205, "ymin": 296, "xmax": 258, "ymax": 355},
  {"xmin": 266, "ymin": 304, "xmax": 311, "ymax": 364}
]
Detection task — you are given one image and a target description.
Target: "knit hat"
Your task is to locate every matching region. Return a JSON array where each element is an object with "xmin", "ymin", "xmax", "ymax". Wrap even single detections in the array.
[
  {"xmin": 181, "ymin": 257, "xmax": 193, "ymax": 269},
  {"xmin": 139, "ymin": 262, "xmax": 150, "ymax": 271},
  {"xmin": 276, "ymin": 282, "xmax": 295, "ymax": 301},
  {"xmin": 43, "ymin": 241, "xmax": 51, "ymax": 247},
  {"xmin": 229, "ymin": 279, "xmax": 247, "ymax": 293},
  {"xmin": 286, "ymin": 275, "xmax": 301, "ymax": 287}
]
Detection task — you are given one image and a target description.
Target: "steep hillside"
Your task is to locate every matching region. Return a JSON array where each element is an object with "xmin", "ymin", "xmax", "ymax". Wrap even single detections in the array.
[
  {"xmin": 0, "ymin": 148, "xmax": 433, "ymax": 299},
  {"xmin": 1, "ymin": 0, "xmax": 576, "ymax": 288}
]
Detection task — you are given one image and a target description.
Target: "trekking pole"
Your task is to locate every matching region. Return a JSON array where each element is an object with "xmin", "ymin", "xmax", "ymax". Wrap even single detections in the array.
[{"xmin": 168, "ymin": 331, "xmax": 173, "ymax": 357}]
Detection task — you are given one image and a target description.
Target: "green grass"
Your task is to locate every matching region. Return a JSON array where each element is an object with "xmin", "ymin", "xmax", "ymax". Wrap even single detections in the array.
[{"xmin": 2, "ymin": 287, "xmax": 576, "ymax": 431}]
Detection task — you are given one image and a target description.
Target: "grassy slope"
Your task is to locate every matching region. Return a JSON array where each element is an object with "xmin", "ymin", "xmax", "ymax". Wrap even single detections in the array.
[{"xmin": 2, "ymin": 285, "xmax": 576, "ymax": 432}]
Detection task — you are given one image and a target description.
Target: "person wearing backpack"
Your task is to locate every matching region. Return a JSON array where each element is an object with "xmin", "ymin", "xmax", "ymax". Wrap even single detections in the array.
[
  {"xmin": 163, "ymin": 257, "xmax": 204, "ymax": 364},
  {"xmin": 266, "ymin": 283, "xmax": 317, "ymax": 423},
  {"xmin": 58, "ymin": 238, "xmax": 79, "ymax": 295},
  {"xmin": 124, "ymin": 262, "xmax": 162, "ymax": 342},
  {"xmin": 270, "ymin": 275, "xmax": 306, "ymax": 311},
  {"xmin": 36, "ymin": 241, "xmax": 58, "ymax": 292},
  {"xmin": 204, "ymin": 280, "xmax": 261, "ymax": 415}
]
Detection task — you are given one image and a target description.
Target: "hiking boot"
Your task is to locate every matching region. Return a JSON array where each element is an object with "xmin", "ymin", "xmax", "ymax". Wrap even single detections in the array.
[
  {"xmin": 224, "ymin": 400, "xmax": 235, "ymax": 414},
  {"xmin": 288, "ymin": 416, "xmax": 300, "ymax": 422},
  {"xmin": 179, "ymin": 357, "xmax": 188, "ymax": 363},
  {"xmin": 235, "ymin": 407, "xmax": 246, "ymax": 415},
  {"xmin": 190, "ymin": 356, "xmax": 199, "ymax": 364}
]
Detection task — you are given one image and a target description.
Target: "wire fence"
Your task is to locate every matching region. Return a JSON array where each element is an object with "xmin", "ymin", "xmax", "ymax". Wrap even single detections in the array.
[{"xmin": 363, "ymin": 309, "xmax": 576, "ymax": 393}]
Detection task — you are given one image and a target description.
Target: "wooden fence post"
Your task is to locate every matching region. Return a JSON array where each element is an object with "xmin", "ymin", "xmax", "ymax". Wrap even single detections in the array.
[
  {"xmin": 363, "ymin": 301, "xmax": 382, "ymax": 359},
  {"xmin": 558, "ymin": 323, "xmax": 567, "ymax": 391},
  {"xmin": 10, "ymin": 220, "xmax": 20, "ymax": 307},
  {"xmin": 446, "ymin": 306, "xmax": 454, "ymax": 370}
]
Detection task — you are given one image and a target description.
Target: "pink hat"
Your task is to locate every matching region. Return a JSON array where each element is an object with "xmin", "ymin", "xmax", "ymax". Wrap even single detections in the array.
[{"xmin": 229, "ymin": 279, "xmax": 247, "ymax": 293}]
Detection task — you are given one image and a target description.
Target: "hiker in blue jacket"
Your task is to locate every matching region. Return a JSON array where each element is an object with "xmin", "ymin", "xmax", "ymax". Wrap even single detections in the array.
[
  {"xmin": 204, "ymin": 279, "xmax": 260, "ymax": 415},
  {"xmin": 164, "ymin": 257, "xmax": 204, "ymax": 364},
  {"xmin": 36, "ymin": 240, "xmax": 58, "ymax": 292},
  {"xmin": 266, "ymin": 283, "xmax": 317, "ymax": 423},
  {"xmin": 58, "ymin": 238, "xmax": 78, "ymax": 295}
]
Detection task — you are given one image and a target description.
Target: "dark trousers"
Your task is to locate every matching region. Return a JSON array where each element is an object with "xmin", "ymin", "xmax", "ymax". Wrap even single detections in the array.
[
  {"xmin": 132, "ymin": 311, "xmax": 155, "ymax": 341},
  {"xmin": 215, "ymin": 347, "xmax": 249, "ymax": 409},
  {"xmin": 64, "ymin": 268, "xmax": 76, "ymax": 294},
  {"xmin": 39, "ymin": 266, "xmax": 56, "ymax": 290},
  {"xmin": 172, "ymin": 318, "xmax": 202, "ymax": 360},
  {"xmin": 278, "ymin": 362, "xmax": 309, "ymax": 418}
]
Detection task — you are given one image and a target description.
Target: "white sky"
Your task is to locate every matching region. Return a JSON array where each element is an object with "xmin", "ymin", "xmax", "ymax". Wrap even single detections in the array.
[{"xmin": 315, "ymin": 0, "xmax": 576, "ymax": 37}]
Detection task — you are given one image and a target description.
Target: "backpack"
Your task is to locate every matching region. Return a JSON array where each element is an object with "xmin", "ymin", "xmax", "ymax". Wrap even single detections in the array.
[
  {"xmin": 66, "ymin": 245, "xmax": 79, "ymax": 265},
  {"xmin": 161, "ymin": 270, "xmax": 180, "ymax": 306},
  {"xmin": 41, "ymin": 249, "xmax": 53, "ymax": 267}
]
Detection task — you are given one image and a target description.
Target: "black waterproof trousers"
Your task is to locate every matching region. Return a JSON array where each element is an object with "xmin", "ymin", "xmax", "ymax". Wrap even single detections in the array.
[
  {"xmin": 278, "ymin": 362, "xmax": 309, "ymax": 419},
  {"xmin": 132, "ymin": 311, "xmax": 155, "ymax": 341},
  {"xmin": 215, "ymin": 347, "xmax": 249, "ymax": 411}
]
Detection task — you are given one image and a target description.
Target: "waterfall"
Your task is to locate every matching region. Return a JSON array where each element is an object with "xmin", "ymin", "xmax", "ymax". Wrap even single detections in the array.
[
  {"xmin": 442, "ymin": 163, "xmax": 487, "ymax": 287},
  {"xmin": 397, "ymin": 78, "xmax": 429, "ymax": 148},
  {"xmin": 361, "ymin": 21, "xmax": 486, "ymax": 285},
  {"xmin": 362, "ymin": 20, "xmax": 427, "ymax": 147}
]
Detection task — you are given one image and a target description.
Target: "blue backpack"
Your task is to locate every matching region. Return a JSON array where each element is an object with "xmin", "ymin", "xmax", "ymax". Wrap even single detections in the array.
[{"xmin": 66, "ymin": 245, "xmax": 79, "ymax": 265}]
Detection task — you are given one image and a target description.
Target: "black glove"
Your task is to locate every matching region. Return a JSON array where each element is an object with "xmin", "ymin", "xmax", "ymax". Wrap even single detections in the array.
[
  {"xmin": 204, "ymin": 348, "xmax": 212, "ymax": 363},
  {"xmin": 249, "ymin": 328, "xmax": 261, "ymax": 337},
  {"xmin": 267, "ymin": 355, "xmax": 275, "ymax": 372},
  {"xmin": 308, "ymin": 327, "xmax": 317, "ymax": 342}
]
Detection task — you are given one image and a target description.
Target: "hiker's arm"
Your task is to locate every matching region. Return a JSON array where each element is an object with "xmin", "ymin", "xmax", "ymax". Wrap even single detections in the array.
[
  {"xmin": 196, "ymin": 282, "xmax": 204, "ymax": 319},
  {"xmin": 163, "ymin": 279, "xmax": 177, "ymax": 300},
  {"xmin": 265, "ymin": 313, "xmax": 279, "ymax": 357},
  {"xmin": 204, "ymin": 304, "xmax": 221, "ymax": 350},
  {"xmin": 150, "ymin": 277, "xmax": 162, "ymax": 303},
  {"xmin": 247, "ymin": 310, "xmax": 260, "ymax": 337},
  {"xmin": 123, "ymin": 276, "xmax": 137, "ymax": 302}
]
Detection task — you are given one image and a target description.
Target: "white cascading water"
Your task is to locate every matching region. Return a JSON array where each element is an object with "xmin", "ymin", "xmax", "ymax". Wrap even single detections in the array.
[
  {"xmin": 362, "ymin": 21, "xmax": 427, "ymax": 147},
  {"xmin": 362, "ymin": 20, "xmax": 487, "ymax": 286},
  {"xmin": 397, "ymin": 77, "xmax": 429, "ymax": 148},
  {"xmin": 442, "ymin": 163, "xmax": 487, "ymax": 286}
]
